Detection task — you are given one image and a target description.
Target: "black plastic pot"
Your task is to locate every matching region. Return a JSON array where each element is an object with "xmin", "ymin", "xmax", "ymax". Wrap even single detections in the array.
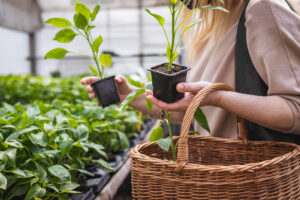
[
  {"xmin": 91, "ymin": 76, "xmax": 120, "ymax": 108},
  {"xmin": 148, "ymin": 63, "xmax": 190, "ymax": 103}
]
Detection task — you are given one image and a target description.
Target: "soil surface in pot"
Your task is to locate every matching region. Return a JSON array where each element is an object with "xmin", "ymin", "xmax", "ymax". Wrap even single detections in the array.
[{"xmin": 155, "ymin": 65, "xmax": 184, "ymax": 74}]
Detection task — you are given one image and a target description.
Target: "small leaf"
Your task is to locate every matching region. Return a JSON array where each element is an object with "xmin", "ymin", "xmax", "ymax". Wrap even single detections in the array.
[
  {"xmin": 99, "ymin": 53, "xmax": 112, "ymax": 67},
  {"xmin": 45, "ymin": 18, "xmax": 73, "ymax": 28},
  {"xmin": 5, "ymin": 148, "xmax": 17, "ymax": 167},
  {"xmin": 145, "ymin": 9, "xmax": 165, "ymax": 26},
  {"xmin": 120, "ymin": 89, "xmax": 145, "ymax": 110},
  {"xmin": 77, "ymin": 169, "xmax": 94, "ymax": 177},
  {"xmin": 4, "ymin": 140, "xmax": 23, "ymax": 149},
  {"xmin": 35, "ymin": 162, "xmax": 47, "ymax": 184},
  {"xmin": 25, "ymin": 184, "xmax": 46, "ymax": 200},
  {"xmin": 194, "ymin": 108, "xmax": 210, "ymax": 133},
  {"xmin": 75, "ymin": 0, "xmax": 91, "ymax": 22},
  {"xmin": 0, "ymin": 118, "xmax": 9, "ymax": 125},
  {"xmin": 86, "ymin": 25, "xmax": 95, "ymax": 31},
  {"xmin": 0, "ymin": 173, "xmax": 7, "ymax": 190},
  {"xmin": 91, "ymin": 4, "xmax": 100, "ymax": 21},
  {"xmin": 44, "ymin": 48, "xmax": 68, "ymax": 59},
  {"xmin": 146, "ymin": 99, "xmax": 153, "ymax": 112},
  {"xmin": 56, "ymin": 113, "xmax": 68, "ymax": 125},
  {"xmin": 73, "ymin": 13, "xmax": 88, "ymax": 29},
  {"xmin": 117, "ymin": 132, "xmax": 129, "ymax": 150},
  {"xmin": 202, "ymin": 6, "xmax": 228, "ymax": 12},
  {"xmin": 158, "ymin": 137, "xmax": 172, "ymax": 152},
  {"xmin": 150, "ymin": 125, "xmax": 163, "ymax": 142},
  {"xmin": 89, "ymin": 65, "xmax": 98, "ymax": 76},
  {"xmin": 92, "ymin": 35, "xmax": 103, "ymax": 53},
  {"xmin": 60, "ymin": 182, "xmax": 80, "ymax": 191},
  {"xmin": 58, "ymin": 133, "xmax": 73, "ymax": 155},
  {"xmin": 53, "ymin": 28, "xmax": 78, "ymax": 43},
  {"xmin": 26, "ymin": 104, "xmax": 40, "ymax": 119},
  {"xmin": 94, "ymin": 159, "xmax": 114, "ymax": 172},
  {"xmin": 76, "ymin": 124, "xmax": 89, "ymax": 141},
  {"xmin": 48, "ymin": 165, "xmax": 71, "ymax": 182},
  {"xmin": 28, "ymin": 132, "xmax": 48, "ymax": 147}
]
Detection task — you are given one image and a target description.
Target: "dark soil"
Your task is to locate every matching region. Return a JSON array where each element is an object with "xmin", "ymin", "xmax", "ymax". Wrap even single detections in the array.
[{"xmin": 155, "ymin": 64, "xmax": 184, "ymax": 74}]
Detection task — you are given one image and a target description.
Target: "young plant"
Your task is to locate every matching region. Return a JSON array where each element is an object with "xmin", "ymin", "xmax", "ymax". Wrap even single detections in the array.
[
  {"xmin": 145, "ymin": 0, "xmax": 227, "ymax": 72},
  {"xmin": 44, "ymin": 1, "xmax": 112, "ymax": 79}
]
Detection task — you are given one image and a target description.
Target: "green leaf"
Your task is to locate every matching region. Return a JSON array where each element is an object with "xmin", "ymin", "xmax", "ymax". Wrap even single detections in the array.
[
  {"xmin": 149, "ymin": 125, "xmax": 163, "ymax": 142},
  {"xmin": 158, "ymin": 137, "xmax": 172, "ymax": 152},
  {"xmin": 48, "ymin": 165, "xmax": 71, "ymax": 182},
  {"xmin": 145, "ymin": 9, "xmax": 165, "ymax": 26},
  {"xmin": 202, "ymin": 6, "xmax": 228, "ymax": 12},
  {"xmin": 75, "ymin": 0, "xmax": 91, "ymax": 22},
  {"xmin": 89, "ymin": 65, "xmax": 99, "ymax": 76},
  {"xmin": 117, "ymin": 132, "xmax": 129, "ymax": 150},
  {"xmin": 25, "ymin": 184, "xmax": 46, "ymax": 200},
  {"xmin": 86, "ymin": 25, "xmax": 95, "ymax": 31},
  {"xmin": 77, "ymin": 169, "xmax": 94, "ymax": 177},
  {"xmin": 45, "ymin": 18, "xmax": 73, "ymax": 28},
  {"xmin": 0, "ymin": 118, "xmax": 9, "ymax": 125},
  {"xmin": 4, "ymin": 140, "xmax": 23, "ymax": 149},
  {"xmin": 58, "ymin": 133, "xmax": 73, "ymax": 155},
  {"xmin": 92, "ymin": 35, "xmax": 103, "ymax": 53},
  {"xmin": 0, "ymin": 173, "xmax": 7, "ymax": 190},
  {"xmin": 28, "ymin": 132, "xmax": 48, "ymax": 147},
  {"xmin": 35, "ymin": 162, "xmax": 47, "ymax": 184},
  {"xmin": 76, "ymin": 124, "xmax": 89, "ymax": 141},
  {"xmin": 194, "ymin": 108, "xmax": 210, "ymax": 133},
  {"xmin": 26, "ymin": 104, "xmax": 40, "ymax": 119},
  {"xmin": 91, "ymin": 4, "xmax": 100, "ymax": 21},
  {"xmin": 8, "ymin": 168, "xmax": 30, "ymax": 178},
  {"xmin": 5, "ymin": 148, "xmax": 17, "ymax": 167},
  {"xmin": 60, "ymin": 182, "xmax": 80, "ymax": 191},
  {"xmin": 44, "ymin": 48, "xmax": 69, "ymax": 59},
  {"xmin": 53, "ymin": 28, "xmax": 78, "ymax": 43},
  {"xmin": 99, "ymin": 53, "xmax": 112, "ymax": 67},
  {"xmin": 171, "ymin": 0, "xmax": 179, "ymax": 4},
  {"xmin": 94, "ymin": 159, "xmax": 114, "ymax": 172},
  {"xmin": 6, "ymin": 184, "xmax": 29, "ymax": 199},
  {"xmin": 146, "ymin": 99, "xmax": 153, "ymax": 112},
  {"xmin": 3, "ymin": 103, "xmax": 16, "ymax": 113},
  {"xmin": 73, "ymin": 13, "xmax": 88, "ymax": 29},
  {"xmin": 120, "ymin": 89, "xmax": 145, "ymax": 110},
  {"xmin": 56, "ymin": 113, "xmax": 68, "ymax": 125}
]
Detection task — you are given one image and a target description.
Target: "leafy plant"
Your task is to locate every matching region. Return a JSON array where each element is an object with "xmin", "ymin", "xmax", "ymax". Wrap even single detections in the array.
[
  {"xmin": 44, "ymin": 1, "xmax": 112, "ymax": 79},
  {"xmin": 145, "ymin": 0, "xmax": 227, "ymax": 72}
]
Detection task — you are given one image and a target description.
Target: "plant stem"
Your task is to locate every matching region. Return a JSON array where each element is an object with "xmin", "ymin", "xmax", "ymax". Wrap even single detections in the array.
[
  {"xmin": 169, "ymin": 3, "xmax": 176, "ymax": 71},
  {"xmin": 85, "ymin": 31, "xmax": 103, "ymax": 79},
  {"xmin": 167, "ymin": 112, "xmax": 176, "ymax": 161}
]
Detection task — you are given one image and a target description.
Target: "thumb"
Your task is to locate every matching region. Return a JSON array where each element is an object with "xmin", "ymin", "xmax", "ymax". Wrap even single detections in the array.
[
  {"xmin": 177, "ymin": 82, "xmax": 210, "ymax": 93},
  {"xmin": 80, "ymin": 76, "xmax": 100, "ymax": 85},
  {"xmin": 114, "ymin": 75, "xmax": 127, "ymax": 85}
]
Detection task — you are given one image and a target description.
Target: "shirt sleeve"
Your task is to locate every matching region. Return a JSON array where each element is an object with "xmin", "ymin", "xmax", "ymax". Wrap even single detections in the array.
[{"xmin": 246, "ymin": 0, "xmax": 300, "ymax": 134}]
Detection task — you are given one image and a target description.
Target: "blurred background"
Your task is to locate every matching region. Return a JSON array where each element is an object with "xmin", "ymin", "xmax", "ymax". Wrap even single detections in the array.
[
  {"xmin": 0, "ymin": 0, "xmax": 183, "ymax": 77},
  {"xmin": 0, "ymin": 0, "xmax": 299, "ymax": 77}
]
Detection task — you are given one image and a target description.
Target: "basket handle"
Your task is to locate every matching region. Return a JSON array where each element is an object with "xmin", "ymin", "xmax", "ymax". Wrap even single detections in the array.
[{"xmin": 175, "ymin": 83, "xmax": 248, "ymax": 172}]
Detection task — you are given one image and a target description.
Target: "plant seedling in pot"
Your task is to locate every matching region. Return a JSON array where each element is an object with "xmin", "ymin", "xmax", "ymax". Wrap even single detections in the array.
[
  {"xmin": 44, "ymin": 1, "xmax": 120, "ymax": 107},
  {"xmin": 145, "ymin": 0, "xmax": 227, "ymax": 103}
]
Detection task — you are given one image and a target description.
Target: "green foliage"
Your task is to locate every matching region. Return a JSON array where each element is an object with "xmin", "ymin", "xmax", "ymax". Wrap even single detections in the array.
[
  {"xmin": 145, "ymin": 0, "xmax": 227, "ymax": 71},
  {"xmin": 149, "ymin": 124, "xmax": 163, "ymax": 142},
  {"xmin": 0, "ymin": 75, "xmax": 141, "ymax": 199},
  {"xmin": 45, "ymin": 1, "xmax": 110, "ymax": 79},
  {"xmin": 194, "ymin": 108, "xmax": 210, "ymax": 133}
]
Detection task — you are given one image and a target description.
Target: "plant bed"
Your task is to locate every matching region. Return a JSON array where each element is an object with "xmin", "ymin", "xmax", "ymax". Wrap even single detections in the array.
[
  {"xmin": 72, "ymin": 188, "xmax": 95, "ymax": 200},
  {"xmin": 148, "ymin": 63, "xmax": 190, "ymax": 103},
  {"xmin": 91, "ymin": 76, "xmax": 120, "ymax": 107}
]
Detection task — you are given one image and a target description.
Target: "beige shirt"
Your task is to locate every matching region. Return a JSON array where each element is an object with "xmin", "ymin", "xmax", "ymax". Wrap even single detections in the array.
[{"xmin": 187, "ymin": 0, "xmax": 300, "ymax": 138}]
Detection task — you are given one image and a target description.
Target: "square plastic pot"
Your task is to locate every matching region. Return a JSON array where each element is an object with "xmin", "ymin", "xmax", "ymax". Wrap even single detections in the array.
[
  {"xmin": 148, "ymin": 63, "xmax": 190, "ymax": 103},
  {"xmin": 91, "ymin": 76, "xmax": 120, "ymax": 108}
]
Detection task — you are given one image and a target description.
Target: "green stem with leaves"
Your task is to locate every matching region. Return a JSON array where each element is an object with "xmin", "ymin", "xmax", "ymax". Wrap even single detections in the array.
[
  {"xmin": 169, "ymin": 2, "xmax": 176, "ymax": 71},
  {"xmin": 167, "ymin": 112, "xmax": 176, "ymax": 161}
]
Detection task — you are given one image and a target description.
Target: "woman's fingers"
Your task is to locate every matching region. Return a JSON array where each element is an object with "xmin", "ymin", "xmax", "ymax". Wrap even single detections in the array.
[
  {"xmin": 177, "ymin": 81, "xmax": 211, "ymax": 93},
  {"xmin": 86, "ymin": 85, "xmax": 94, "ymax": 93},
  {"xmin": 80, "ymin": 76, "xmax": 100, "ymax": 85},
  {"xmin": 115, "ymin": 75, "xmax": 126, "ymax": 84},
  {"xmin": 146, "ymin": 94, "xmax": 190, "ymax": 112}
]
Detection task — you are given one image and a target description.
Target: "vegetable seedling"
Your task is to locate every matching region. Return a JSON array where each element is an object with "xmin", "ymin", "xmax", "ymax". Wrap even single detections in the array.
[
  {"xmin": 146, "ymin": 0, "xmax": 228, "ymax": 103},
  {"xmin": 44, "ymin": 1, "xmax": 120, "ymax": 107}
]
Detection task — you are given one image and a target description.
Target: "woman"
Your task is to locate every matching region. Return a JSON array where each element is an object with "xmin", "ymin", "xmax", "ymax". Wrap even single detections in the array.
[{"xmin": 81, "ymin": 0, "xmax": 300, "ymax": 142}]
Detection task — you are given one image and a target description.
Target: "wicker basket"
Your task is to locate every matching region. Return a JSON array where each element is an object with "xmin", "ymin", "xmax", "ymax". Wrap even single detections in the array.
[{"xmin": 130, "ymin": 83, "xmax": 300, "ymax": 200}]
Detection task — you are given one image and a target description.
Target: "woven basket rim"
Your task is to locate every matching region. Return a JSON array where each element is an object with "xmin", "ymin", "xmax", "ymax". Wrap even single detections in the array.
[{"xmin": 131, "ymin": 135, "xmax": 300, "ymax": 173}]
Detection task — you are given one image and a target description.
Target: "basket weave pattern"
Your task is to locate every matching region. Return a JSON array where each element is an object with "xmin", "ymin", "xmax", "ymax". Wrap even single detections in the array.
[{"xmin": 130, "ymin": 83, "xmax": 300, "ymax": 199}]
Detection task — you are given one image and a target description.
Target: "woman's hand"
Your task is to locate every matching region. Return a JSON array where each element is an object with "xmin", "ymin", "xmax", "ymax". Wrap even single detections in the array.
[
  {"xmin": 80, "ymin": 75, "xmax": 136, "ymax": 103},
  {"xmin": 146, "ymin": 81, "xmax": 221, "ymax": 112}
]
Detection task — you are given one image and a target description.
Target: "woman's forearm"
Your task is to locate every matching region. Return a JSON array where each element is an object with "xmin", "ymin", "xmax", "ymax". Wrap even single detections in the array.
[{"xmin": 213, "ymin": 91, "xmax": 294, "ymax": 132}]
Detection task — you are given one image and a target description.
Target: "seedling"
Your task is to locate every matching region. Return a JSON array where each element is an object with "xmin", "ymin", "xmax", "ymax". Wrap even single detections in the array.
[
  {"xmin": 145, "ymin": 0, "xmax": 227, "ymax": 72},
  {"xmin": 44, "ymin": 1, "xmax": 111, "ymax": 79}
]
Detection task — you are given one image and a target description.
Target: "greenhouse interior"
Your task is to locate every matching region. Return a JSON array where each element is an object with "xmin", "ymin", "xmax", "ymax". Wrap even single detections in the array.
[{"xmin": 1, "ymin": 0, "xmax": 300, "ymax": 199}]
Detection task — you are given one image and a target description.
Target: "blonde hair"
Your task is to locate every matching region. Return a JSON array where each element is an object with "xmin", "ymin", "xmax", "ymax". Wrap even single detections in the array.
[
  {"xmin": 182, "ymin": 0, "xmax": 300, "ymax": 62},
  {"xmin": 182, "ymin": 0, "xmax": 246, "ymax": 60}
]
